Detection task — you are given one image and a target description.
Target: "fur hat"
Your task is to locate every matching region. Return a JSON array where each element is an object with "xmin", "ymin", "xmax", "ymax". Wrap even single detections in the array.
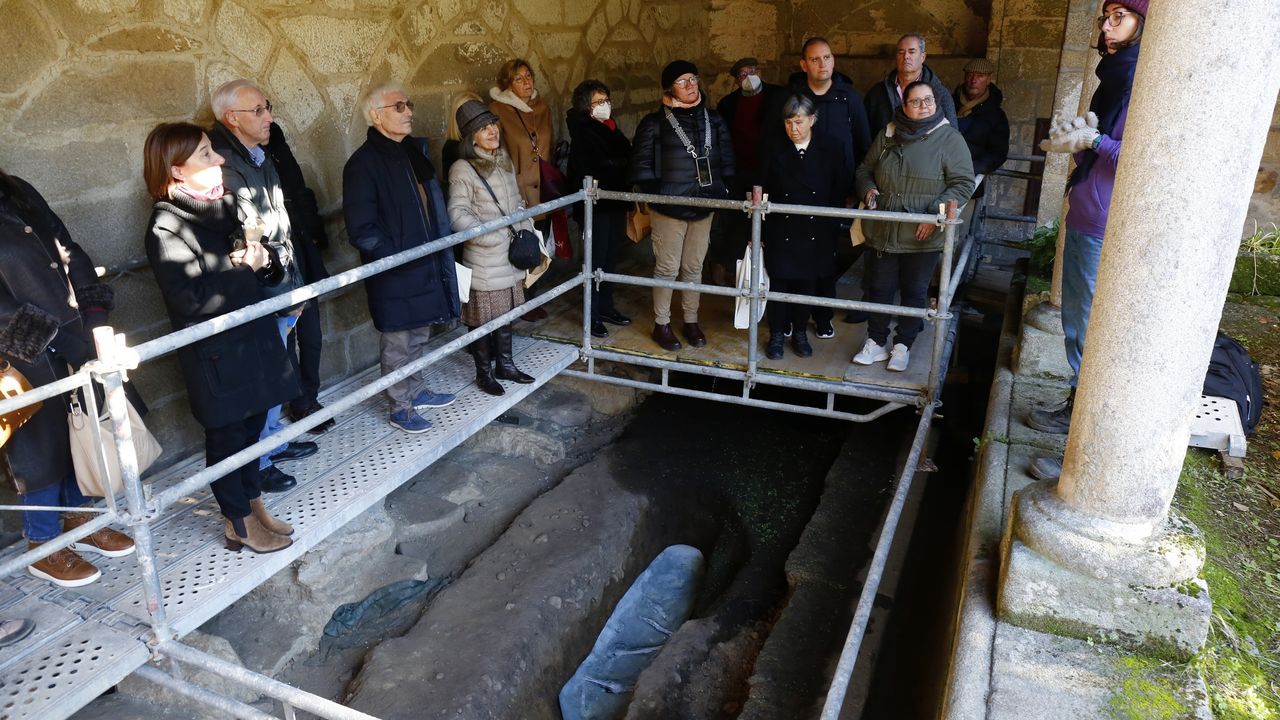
[
  {"xmin": 963, "ymin": 58, "xmax": 996, "ymax": 75},
  {"xmin": 455, "ymin": 100, "xmax": 500, "ymax": 140},
  {"xmin": 661, "ymin": 60, "xmax": 699, "ymax": 89},
  {"xmin": 1105, "ymin": 0, "xmax": 1147, "ymax": 17}
]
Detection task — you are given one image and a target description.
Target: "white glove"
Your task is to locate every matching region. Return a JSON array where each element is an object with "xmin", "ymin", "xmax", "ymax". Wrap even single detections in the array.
[{"xmin": 1039, "ymin": 112, "xmax": 1100, "ymax": 154}]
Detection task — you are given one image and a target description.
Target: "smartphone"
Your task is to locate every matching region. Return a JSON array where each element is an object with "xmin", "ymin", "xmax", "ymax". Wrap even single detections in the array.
[{"xmin": 695, "ymin": 156, "xmax": 713, "ymax": 188}]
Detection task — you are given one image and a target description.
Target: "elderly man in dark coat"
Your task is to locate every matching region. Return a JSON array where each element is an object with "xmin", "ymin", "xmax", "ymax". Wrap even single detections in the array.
[
  {"xmin": 952, "ymin": 58, "xmax": 1010, "ymax": 199},
  {"xmin": 343, "ymin": 83, "xmax": 461, "ymax": 434}
]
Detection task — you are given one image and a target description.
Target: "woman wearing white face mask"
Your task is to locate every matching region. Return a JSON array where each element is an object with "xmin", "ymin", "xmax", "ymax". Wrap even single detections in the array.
[{"xmin": 567, "ymin": 80, "xmax": 633, "ymax": 339}]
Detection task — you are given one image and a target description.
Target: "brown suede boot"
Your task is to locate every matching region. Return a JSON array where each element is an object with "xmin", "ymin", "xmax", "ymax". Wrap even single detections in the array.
[
  {"xmin": 224, "ymin": 516, "xmax": 292, "ymax": 553},
  {"xmin": 250, "ymin": 497, "xmax": 293, "ymax": 536},
  {"xmin": 63, "ymin": 512, "xmax": 135, "ymax": 558}
]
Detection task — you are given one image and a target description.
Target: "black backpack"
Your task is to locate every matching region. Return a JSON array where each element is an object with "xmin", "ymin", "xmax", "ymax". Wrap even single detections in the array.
[{"xmin": 1203, "ymin": 332, "xmax": 1264, "ymax": 434}]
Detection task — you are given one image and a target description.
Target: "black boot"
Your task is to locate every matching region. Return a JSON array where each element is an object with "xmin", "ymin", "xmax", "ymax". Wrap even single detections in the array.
[
  {"xmin": 791, "ymin": 328, "xmax": 813, "ymax": 358},
  {"xmin": 765, "ymin": 332, "xmax": 785, "ymax": 360},
  {"xmin": 494, "ymin": 325, "xmax": 534, "ymax": 384},
  {"xmin": 472, "ymin": 331, "xmax": 504, "ymax": 396}
]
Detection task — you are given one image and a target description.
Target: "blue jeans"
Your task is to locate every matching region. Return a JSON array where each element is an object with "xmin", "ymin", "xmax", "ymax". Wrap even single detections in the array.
[
  {"xmin": 259, "ymin": 315, "xmax": 298, "ymax": 471},
  {"xmin": 1061, "ymin": 227, "xmax": 1104, "ymax": 386},
  {"xmin": 23, "ymin": 475, "xmax": 90, "ymax": 542}
]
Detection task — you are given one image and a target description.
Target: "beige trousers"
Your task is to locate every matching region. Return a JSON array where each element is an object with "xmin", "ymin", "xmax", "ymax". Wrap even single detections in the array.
[{"xmin": 650, "ymin": 212, "xmax": 713, "ymax": 325}]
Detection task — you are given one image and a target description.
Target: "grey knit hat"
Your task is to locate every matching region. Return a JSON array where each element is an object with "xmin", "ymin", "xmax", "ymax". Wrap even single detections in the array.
[{"xmin": 456, "ymin": 100, "xmax": 499, "ymax": 139}]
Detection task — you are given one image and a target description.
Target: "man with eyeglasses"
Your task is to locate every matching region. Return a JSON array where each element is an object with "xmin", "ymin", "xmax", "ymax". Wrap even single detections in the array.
[
  {"xmin": 209, "ymin": 79, "xmax": 317, "ymax": 493},
  {"xmin": 342, "ymin": 84, "xmax": 461, "ymax": 434},
  {"xmin": 629, "ymin": 60, "xmax": 735, "ymax": 352},
  {"xmin": 786, "ymin": 37, "xmax": 872, "ymax": 338}
]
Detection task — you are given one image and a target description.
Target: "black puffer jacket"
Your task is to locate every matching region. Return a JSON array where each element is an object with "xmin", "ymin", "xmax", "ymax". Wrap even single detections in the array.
[
  {"xmin": 0, "ymin": 174, "xmax": 113, "ymax": 494},
  {"xmin": 566, "ymin": 108, "xmax": 632, "ymax": 215},
  {"xmin": 864, "ymin": 65, "xmax": 959, "ymax": 134},
  {"xmin": 628, "ymin": 98, "xmax": 735, "ymax": 221},
  {"xmin": 145, "ymin": 191, "xmax": 300, "ymax": 430}
]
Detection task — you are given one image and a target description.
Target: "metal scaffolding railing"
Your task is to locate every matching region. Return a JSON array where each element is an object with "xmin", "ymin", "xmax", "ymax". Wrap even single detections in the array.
[{"xmin": 0, "ymin": 176, "xmax": 972, "ymax": 720}]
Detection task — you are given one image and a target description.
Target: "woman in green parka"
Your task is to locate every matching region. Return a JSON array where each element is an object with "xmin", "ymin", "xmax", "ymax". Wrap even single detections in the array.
[{"xmin": 853, "ymin": 80, "xmax": 975, "ymax": 372}]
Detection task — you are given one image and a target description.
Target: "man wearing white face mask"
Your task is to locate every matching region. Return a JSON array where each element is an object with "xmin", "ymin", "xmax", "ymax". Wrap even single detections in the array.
[{"xmin": 712, "ymin": 58, "xmax": 787, "ymax": 289}]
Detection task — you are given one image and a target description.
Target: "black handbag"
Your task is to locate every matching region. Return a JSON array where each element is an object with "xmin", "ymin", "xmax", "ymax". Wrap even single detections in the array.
[{"xmin": 470, "ymin": 163, "xmax": 543, "ymax": 271}]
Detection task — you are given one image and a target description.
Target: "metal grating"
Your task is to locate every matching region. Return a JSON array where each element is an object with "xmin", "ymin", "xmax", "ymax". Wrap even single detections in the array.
[
  {"xmin": 1189, "ymin": 394, "xmax": 1247, "ymax": 458},
  {"xmin": 0, "ymin": 335, "xmax": 577, "ymax": 720}
]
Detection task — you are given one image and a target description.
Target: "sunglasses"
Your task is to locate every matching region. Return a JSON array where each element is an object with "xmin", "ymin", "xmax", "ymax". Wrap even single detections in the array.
[{"xmin": 378, "ymin": 100, "xmax": 415, "ymax": 114}]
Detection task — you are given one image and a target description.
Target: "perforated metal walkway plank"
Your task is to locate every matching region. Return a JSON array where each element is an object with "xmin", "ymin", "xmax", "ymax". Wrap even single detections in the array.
[{"xmin": 0, "ymin": 336, "xmax": 578, "ymax": 720}]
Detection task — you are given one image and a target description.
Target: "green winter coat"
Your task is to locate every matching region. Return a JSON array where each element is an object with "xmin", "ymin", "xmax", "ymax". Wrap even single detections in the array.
[{"xmin": 855, "ymin": 119, "xmax": 975, "ymax": 254}]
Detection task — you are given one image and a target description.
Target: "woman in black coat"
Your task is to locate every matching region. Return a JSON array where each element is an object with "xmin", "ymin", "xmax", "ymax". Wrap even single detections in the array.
[
  {"xmin": 0, "ymin": 169, "xmax": 135, "ymax": 588},
  {"xmin": 567, "ymin": 79, "xmax": 633, "ymax": 339},
  {"xmin": 758, "ymin": 93, "xmax": 851, "ymax": 360},
  {"xmin": 143, "ymin": 122, "xmax": 299, "ymax": 554}
]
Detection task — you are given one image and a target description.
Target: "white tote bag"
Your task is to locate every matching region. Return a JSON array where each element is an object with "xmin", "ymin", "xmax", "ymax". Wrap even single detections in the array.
[{"xmin": 733, "ymin": 245, "xmax": 769, "ymax": 330}]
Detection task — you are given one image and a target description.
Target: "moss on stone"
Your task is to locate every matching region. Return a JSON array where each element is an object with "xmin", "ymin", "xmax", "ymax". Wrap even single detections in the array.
[
  {"xmin": 1107, "ymin": 655, "xmax": 1192, "ymax": 719},
  {"xmin": 1174, "ymin": 450, "xmax": 1280, "ymax": 718},
  {"xmin": 1230, "ymin": 253, "xmax": 1280, "ymax": 296}
]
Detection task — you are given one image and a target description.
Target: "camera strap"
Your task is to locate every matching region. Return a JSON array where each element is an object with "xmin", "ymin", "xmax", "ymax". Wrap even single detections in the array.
[{"xmin": 663, "ymin": 106, "xmax": 712, "ymax": 160}]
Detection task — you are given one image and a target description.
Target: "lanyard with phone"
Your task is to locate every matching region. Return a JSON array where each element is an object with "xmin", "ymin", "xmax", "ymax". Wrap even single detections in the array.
[{"xmin": 663, "ymin": 106, "xmax": 714, "ymax": 187}]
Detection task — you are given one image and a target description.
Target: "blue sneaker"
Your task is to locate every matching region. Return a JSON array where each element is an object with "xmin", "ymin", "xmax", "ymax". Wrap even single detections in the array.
[
  {"xmin": 412, "ymin": 389, "xmax": 456, "ymax": 409},
  {"xmin": 389, "ymin": 409, "xmax": 431, "ymax": 434}
]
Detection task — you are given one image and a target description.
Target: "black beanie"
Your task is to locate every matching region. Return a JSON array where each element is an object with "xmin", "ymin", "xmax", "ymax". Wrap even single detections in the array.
[{"xmin": 661, "ymin": 60, "xmax": 699, "ymax": 90}]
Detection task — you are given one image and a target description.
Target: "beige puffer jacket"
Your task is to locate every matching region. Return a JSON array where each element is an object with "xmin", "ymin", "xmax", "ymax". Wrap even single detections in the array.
[{"xmin": 447, "ymin": 148, "xmax": 533, "ymax": 292}]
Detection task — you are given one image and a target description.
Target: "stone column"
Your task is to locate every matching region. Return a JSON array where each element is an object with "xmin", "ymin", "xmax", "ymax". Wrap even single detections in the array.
[{"xmin": 999, "ymin": 0, "xmax": 1280, "ymax": 660}]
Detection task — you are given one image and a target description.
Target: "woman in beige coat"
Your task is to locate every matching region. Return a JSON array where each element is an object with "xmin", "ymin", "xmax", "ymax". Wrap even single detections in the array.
[
  {"xmin": 448, "ymin": 100, "xmax": 537, "ymax": 396},
  {"xmin": 490, "ymin": 58, "xmax": 556, "ymax": 321}
]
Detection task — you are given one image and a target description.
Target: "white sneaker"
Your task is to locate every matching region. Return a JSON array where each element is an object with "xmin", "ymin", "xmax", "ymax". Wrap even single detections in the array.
[
  {"xmin": 887, "ymin": 343, "xmax": 910, "ymax": 372},
  {"xmin": 853, "ymin": 339, "xmax": 889, "ymax": 365}
]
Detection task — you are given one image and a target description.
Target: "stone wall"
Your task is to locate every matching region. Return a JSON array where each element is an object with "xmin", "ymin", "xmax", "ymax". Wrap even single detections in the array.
[
  {"xmin": 12, "ymin": 0, "xmax": 1274, "ymax": 468},
  {"xmin": 0, "ymin": 0, "xmax": 714, "ymax": 464}
]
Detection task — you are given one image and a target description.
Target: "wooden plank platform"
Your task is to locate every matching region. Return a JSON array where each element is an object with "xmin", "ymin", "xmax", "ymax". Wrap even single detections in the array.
[{"xmin": 0, "ymin": 334, "xmax": 577, "ymax": 720}]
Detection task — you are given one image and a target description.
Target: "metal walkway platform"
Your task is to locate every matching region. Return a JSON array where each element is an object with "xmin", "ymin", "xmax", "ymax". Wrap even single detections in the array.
[{"xmin": 0, "ymin": 335, "xmax": 577, "ymax": 720}]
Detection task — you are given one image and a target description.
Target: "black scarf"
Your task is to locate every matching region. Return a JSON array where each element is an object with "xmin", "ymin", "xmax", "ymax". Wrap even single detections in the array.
[
  {"xmin": 1069, "ymin": 43, "xmax": 1140, "ymax": 187},
  {"xmin": 892, "ymin": 106, "xmax": 942, "ymax": 142}
]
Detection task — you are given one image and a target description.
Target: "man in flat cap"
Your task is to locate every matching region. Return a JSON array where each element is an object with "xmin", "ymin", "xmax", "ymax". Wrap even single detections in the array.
[{"xmin": 953, "ymin": 58, "xmax": 1010, "ymax": 198}]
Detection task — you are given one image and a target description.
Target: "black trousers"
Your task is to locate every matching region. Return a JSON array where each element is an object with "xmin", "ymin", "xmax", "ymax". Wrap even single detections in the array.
[
  {"xmin": 206, "ymin": 411, "xmax": 268, "ymax": 520},
  {"xmin": 865, "ymin": 250, "xmax": 941, "ymax": 349},
  {"xmin": 590, "ymin": 211, "xmax": 625, "ymax": 320},
  {"xmin": 767, "ymin": 277, "xmax": 816, "ymax": 334},
  {"xmin": 288, "ymin": 301, "xmax": 322, "ymax": 410}
]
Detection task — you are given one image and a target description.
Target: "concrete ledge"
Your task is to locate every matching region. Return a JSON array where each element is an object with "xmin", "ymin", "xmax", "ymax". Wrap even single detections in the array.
[
  {"xmin": 1014, "ymin": 321, "xmax": 1073, "ymax": 381},
  {"xmin": 998, "ymin": 532, "xmax": 1211, "ymax": 662}
]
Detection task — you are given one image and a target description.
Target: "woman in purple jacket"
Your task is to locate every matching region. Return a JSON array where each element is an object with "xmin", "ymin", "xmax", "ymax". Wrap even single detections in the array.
[{"xmin": 1028, "ymin": 0, "xmax": 1146, "ymax": 445}]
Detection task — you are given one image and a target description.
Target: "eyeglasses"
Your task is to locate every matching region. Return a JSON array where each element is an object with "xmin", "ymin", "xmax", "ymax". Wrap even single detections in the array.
[
  {"xmin": 231, "ymin": 100, "xmax": 272, "ymax": 117},
  {"xmin": 1096, "ymin": 10, "xmax": 1130, "ymax": 28},
  {"xmin": 590, "ymin": 98, "xmax": 611, "ymax": 108},
  {"xmin": 674, "ymin": 76, "xmax": 700, "ymax": 89},
  {"xmin": 734, "ymin": 68, "xmax": 759, "ymax": 80},
  {"xmin": 905, "ymin": 96, "xmax": 936, "ymax": 108},
  {"xmin": 513, "ymin": 72, "xmax": 534, "ymax": 83},
  {"xmin": 377, "ymin": 100, "xmax": 415, "ymax": 114}
]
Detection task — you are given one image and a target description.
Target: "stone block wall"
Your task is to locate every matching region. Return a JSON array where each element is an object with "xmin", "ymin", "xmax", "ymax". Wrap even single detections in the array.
[
  {"xmin": 10, "ymin": 0, "xmax": 1273, "ymax": 473},
  {"xmin": 0, "ymin": 0, "xmax": 715, "ymax": 469}
]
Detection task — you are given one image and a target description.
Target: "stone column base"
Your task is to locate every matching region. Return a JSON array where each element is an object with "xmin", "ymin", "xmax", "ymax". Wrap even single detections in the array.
[
  {"xmin": 1014, "ymin": 302, "xmax": 1072, "ymax": 380},
  {"xmin": 997, "ymin": 483, "xmax": 1211, "ymax": 661}
]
